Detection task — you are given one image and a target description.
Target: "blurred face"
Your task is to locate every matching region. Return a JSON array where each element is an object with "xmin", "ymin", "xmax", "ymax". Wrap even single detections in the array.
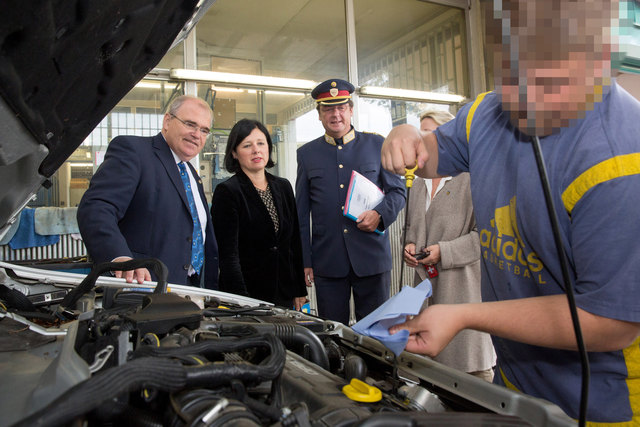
[
  {"xmin": 233, "ymin": 127, "xmax": 270, "ymax": 175},
  {"xmin": 162, "ymin": 99, "xmax": 212, "ymax": 161},
  {"xmin": 420, "ymin": 117, "xmax": 439, "ymax": 133},
  {"xmin": 318, "ymin": 103, "xmax": 353, "ymax": 138},
  {"xmin": 486, "ymin": 0, "xmax": 616, "ymax": 136}
]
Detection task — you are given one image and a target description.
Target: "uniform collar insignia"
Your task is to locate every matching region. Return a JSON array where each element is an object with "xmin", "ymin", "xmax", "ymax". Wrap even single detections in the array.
[
  {"xmin": 343, "ymin": 128, "xmax": 355, "ymax": 144},
  {"xmin": 324, "ymin": 128, "xmax": 355, "ymax": 146}
]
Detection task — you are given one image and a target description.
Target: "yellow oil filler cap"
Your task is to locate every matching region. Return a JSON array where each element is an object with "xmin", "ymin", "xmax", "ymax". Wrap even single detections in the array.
[{"xmin": 342, "ymin": 378, "xmax": 382, "ymax": 402}]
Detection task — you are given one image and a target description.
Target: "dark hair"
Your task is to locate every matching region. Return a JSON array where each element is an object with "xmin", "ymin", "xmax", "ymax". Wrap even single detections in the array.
[{"xmin": 223, "ymin": 119, "xmax": 275, "ymax": 173}]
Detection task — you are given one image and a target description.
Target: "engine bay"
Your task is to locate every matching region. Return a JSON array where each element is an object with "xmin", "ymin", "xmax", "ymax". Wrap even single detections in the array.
[{"xmin": 0, "ymin": 260, "xmax": 574, "ymax": 426}]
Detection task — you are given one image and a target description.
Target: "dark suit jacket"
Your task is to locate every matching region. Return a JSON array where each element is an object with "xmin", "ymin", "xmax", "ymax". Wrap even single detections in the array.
[
  {"xmin": 77, "ymin": 133, "xmax": 218, "ymax": 289},
  {"xmin": 296, "ymin": 129, "xmax": 405, "ymax": 277},
  {"xmin": 210, "ymin": 170, "xmax": 306, "ymax": 305}
]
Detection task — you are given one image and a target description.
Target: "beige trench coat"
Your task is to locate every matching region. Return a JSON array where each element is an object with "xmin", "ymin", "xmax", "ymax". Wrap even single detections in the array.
[{"xmin": 405, "ymin": 173, "xmax": 495, "ymax": 373}]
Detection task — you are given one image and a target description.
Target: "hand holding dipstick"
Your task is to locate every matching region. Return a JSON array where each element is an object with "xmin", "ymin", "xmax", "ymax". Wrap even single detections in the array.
[{"xmin": 399, "ymin": 164, "xmax": 419, "ymax": 286}]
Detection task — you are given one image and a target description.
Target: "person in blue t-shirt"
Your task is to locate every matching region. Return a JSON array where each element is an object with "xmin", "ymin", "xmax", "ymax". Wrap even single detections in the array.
[{"xmin": 381, "ymin": 0, "xmax": 640, "ymax": 423}]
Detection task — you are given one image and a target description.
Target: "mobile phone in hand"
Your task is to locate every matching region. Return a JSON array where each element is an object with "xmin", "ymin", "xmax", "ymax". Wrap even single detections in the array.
[{"xmin": 413, "ymin": 251, "xmax": 430, "ymax": 260}]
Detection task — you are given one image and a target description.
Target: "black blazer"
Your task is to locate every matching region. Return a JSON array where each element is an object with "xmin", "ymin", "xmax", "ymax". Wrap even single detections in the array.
[{"xmin": 210, "ymin": 170, "xmax": 306, "ymax": 305}]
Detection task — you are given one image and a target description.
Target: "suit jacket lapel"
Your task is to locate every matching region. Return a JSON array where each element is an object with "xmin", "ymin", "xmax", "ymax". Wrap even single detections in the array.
[
  {"xmin": 152, "ymin": 133, "xmax": 190, "ymax": 211},
  {"xmin": 238, "ymin": 170, "xmax": 276, "ymax": 237}
]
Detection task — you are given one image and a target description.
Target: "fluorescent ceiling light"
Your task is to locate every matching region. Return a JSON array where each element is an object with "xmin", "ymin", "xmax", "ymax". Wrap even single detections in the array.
[
  {"xmin": 359, "ymin": 86, "xmax": 465, "ymax": 104},
  {"xmin": 70, "ymin": 162, "xmax": 94, "ymax": 167},
  {"xmin": 264, "ymin": 90, "xmax": 305, "ymax": 96},
  {"xmin": 135, "ymin": 81, "xmax": 177, "ymax": 90},
  {"xmin": 246, "ymin": 89, "xmax": 304, "ymax": 96},
  {"xmin": 171, "ymin": 69, "xmax": 317, "ymax": 91},
  {"xmin": 211, "ymin": 86, "xmax": 245, "ymax": 93}
]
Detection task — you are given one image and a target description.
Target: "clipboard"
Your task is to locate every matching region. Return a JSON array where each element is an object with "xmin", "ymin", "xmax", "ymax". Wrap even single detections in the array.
[{"xmin": 344, "ymin": 170, "xmax": 384, "ymax": 235}]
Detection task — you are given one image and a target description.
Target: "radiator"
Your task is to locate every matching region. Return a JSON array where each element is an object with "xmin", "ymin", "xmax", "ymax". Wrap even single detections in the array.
[{"xmin": 0, "ymin": 234, "xmax": 87, "ymax": 261}]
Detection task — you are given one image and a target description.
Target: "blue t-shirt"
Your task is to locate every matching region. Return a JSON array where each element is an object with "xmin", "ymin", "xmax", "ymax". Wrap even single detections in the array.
[{"xmin": 434, "ymin": 81, "xmax": 640, "ymax": 423}]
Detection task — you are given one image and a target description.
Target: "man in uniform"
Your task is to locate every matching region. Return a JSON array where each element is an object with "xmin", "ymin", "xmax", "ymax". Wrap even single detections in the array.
[{"xmin": 296, "ymin": 79, "xmax": 405, "ymax": 324}]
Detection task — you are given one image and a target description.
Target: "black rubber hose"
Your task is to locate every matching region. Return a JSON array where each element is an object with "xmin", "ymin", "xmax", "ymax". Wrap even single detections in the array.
[
  {"xmin": 57, "ymin": 258, "xmax": 168, "ymax": 318},
  {"xmin": 217, "ymin": 322, "xmax": 330, "ymax": 370},
  {"xmin": 13, "ymin": 357, "xmax": 186, "ymax": 427},
  {"xmin": 133, "ymin": 334, "xmax": 279, "ymax": 360},
  {"xmin": 98, "ymin": 401, "xmax": 164, "ymax": 427},
  {"xmin": 354, "ymin": 413, "xmax": 415, "ymax": 427},
  {"xmin": 183, "ymin": 334, "xmax": 286, "ymax": 387},
  {"xmin": 132, "ymin": 333, "xmax": 286, "ymax": 387},
  {"xmin": 344, "ymin": 353, "xmax": 368, "ymax": 381}
]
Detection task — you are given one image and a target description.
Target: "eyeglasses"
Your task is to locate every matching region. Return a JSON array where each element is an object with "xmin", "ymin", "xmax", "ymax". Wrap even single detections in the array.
[
  {"xmin": 320, "ymin": 104, "xmax": 349, "ymax": 114},
  {"xmin": 170, "ymin": 114, "xmax": 211, "ymax": 136}
]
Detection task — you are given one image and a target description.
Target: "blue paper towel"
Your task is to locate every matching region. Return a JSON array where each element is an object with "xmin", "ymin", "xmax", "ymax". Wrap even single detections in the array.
[{"xmin": 352, "ymin": 278, "xmax": 432, "ymax": 356}]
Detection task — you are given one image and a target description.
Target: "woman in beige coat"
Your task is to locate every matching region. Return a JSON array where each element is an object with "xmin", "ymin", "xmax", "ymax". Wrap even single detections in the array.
[{"xmin": 404, "ymin": 110, "xmax": 495, "ymax": 381}]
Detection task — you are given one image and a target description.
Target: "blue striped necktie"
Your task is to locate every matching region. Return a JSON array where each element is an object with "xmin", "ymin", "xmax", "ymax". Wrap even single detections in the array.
[{"xmin": 178, "ymin": 162, "xmax": 204, "ymax": 274}]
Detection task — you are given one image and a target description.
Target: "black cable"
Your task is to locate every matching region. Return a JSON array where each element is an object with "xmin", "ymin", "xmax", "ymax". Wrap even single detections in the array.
[{"xmin": 531, "ymin": 135, "xmax": 589, "ymax": 426}]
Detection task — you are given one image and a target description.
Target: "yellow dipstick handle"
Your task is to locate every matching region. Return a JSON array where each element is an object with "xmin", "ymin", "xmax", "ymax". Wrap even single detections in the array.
[{"xmin": 405, "ymin": 164, "xmax": 418, "ymax": 188}]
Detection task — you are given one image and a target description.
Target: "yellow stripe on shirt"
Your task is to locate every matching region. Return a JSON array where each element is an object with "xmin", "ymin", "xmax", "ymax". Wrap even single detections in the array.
[
  {"xmin": 586, "ymin": 336, "xmax": 640, "ymax": 426},
  {"xmin": 561, "ymin": 153, "xmax": 640, "ymax": 215},
  {"xmin": 499, "ymin": 367, "xmax": 519, "ymax": 392},
  {"xmin": 466, "ymin": 91, "xmax": 491, "ymax": 143}
]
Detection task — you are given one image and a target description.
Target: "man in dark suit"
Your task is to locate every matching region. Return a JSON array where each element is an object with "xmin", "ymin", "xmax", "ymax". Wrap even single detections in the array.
[
  {"xmin": 296, "ymin": 79, "xmax": 405, "ymax": 324},
  {"xmin": 77, "ymin": 95, "xmax": 218, "ymax": 289}
]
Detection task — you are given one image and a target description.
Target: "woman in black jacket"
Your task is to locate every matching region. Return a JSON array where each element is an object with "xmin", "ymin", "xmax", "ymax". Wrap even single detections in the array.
[{"xmin": 211, "ymin": 119, "xmax": 308, "ymax": 309}]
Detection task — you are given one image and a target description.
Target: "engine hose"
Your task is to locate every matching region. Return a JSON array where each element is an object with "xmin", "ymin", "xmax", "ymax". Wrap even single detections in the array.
[
  {"xmin": 57, "ymin": 258, "xmax": 169, "ymax": 318},
  {"xmin": 229, "ymin": 380, "xmax": 282, "ymax": 422},
  {"xmin": 14, "ymin": 357, "xmax": 187, "ymax": 427},
  {"xmin": 354, "ymin": 413, "xmax": 414, "ymax": 427},
  {"xmin": 118, "ymin": 407, "xmax": 164, "ymax": 427},
  {"xmin": 344, "ymin": 353, "xmax": 368, "ymax": 382},
  {"xmin": 16, "ymin": 335, "xmax": 285, "ymax": 427},
  {"xmin": 133, "ymin": 333, "xmax": 279, "ymax": 360},
  {"xmin": 218, "ymin": 322, "xmax": 330, "ymax": 370},
  {"xmin": 184, "ymin": 334, "xmax": 286, "ymax": 387},
  {"xmin": 240, "ymin": 393, "xmax": 283, "ymax": 422},
  {"xmin": 96, "ymin": 400, "xmax": 164, "ymax": 427},
  {"xmin": 191, "ymin": 406, "xmax": 261, "ymax": 427},
  {"xmin": 170, "ymin": 391, "xmax": 262, "ymax": 427}
]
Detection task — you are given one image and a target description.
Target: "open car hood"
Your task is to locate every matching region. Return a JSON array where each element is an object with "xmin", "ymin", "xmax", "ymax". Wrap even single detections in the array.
[{"xmin": 0, "ymin": 0, "xmax": 215, "ymax": 239}]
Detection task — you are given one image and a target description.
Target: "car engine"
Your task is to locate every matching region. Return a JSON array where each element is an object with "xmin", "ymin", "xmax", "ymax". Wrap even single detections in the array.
[{"xmin": 0, "ymin": 259, "xmax": 574, "ymax": 427}]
